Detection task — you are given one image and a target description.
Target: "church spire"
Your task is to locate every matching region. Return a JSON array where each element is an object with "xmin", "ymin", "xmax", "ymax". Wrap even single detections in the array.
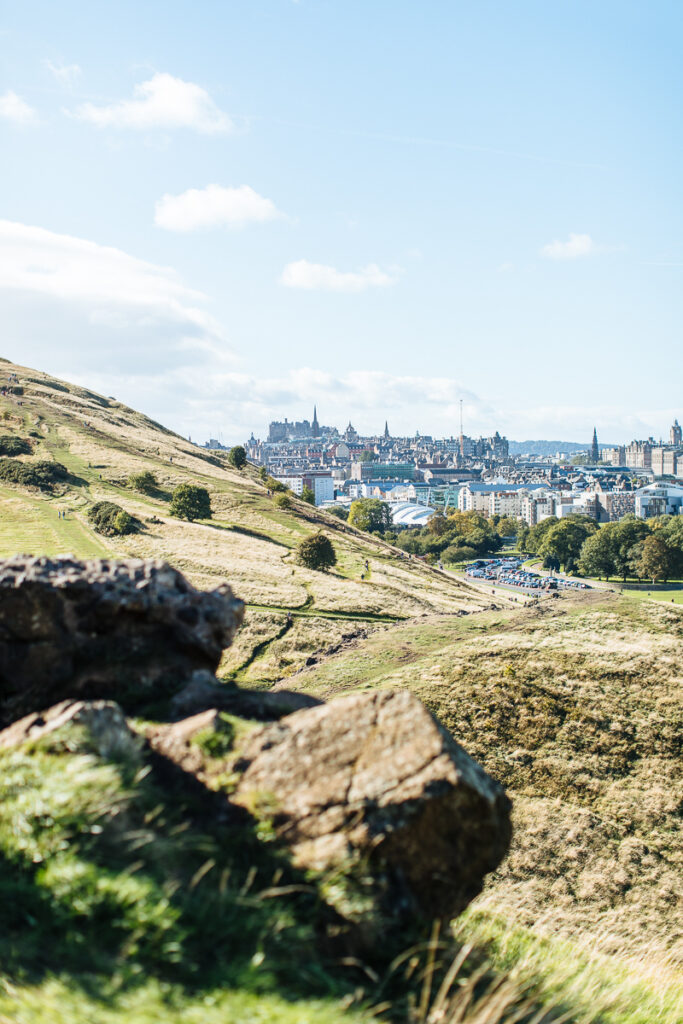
[
  {"xmin": 590, "ymin": 427, "xmax": 599, "ymax": 463},
  {"xmin": 384, "ymin": 420, "xmax": 390, "ymax": 440},
  {"xmin": 312, "ymin": 405, "xmax": 320, "ymax": 438}
]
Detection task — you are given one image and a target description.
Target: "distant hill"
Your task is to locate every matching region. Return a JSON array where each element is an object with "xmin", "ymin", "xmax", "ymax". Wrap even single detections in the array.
[{"xmin": 509, "ymin": 439, "xmax": 595, "ymax": 456}]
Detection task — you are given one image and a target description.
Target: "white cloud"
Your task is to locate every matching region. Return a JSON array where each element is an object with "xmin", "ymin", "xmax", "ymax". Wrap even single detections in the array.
[
  {"xmin": 541, "ymin": 233, "xmax": 594, "ymax": 260},
  {"xmin": 71, "ymin": 72, "xmax": 232, "ymax": 134},
  {"xmin": 281, "ymin": 259, "xmax": 396, "ymax": 292},
  {"xmin": 45, "ymin": 60, "xmax": 82, "ymax": 86},
  {"xmin": 0, "ymin": 220, "xmax": 229, "ymax": 376},
  {"xmin": 0, "ymin": 90, "xmax": 37, "ymax": 124},
  {"xmin": 155, "ymin": 184, "xmax": 282, "ymax": 232}
]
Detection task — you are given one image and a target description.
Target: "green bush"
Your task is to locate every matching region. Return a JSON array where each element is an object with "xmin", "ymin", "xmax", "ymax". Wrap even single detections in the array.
[
  {"xmin": 228, "ymin": 446, "xmax": 247, "ymax": 470},
  {"xmin": 128, "ymin": 470, "xmax": 158, "ymax": 494},
  {"xmin": 296, "ymin": 532, "xmax": 337, "ymax": 572},
  {"xmin": 0, "ymin": 435, "xmax": 31, "ymax": 456},
  {"xmin": 0, "ymin": 458, "xmax": 67, "ymax": 491},
  {"xmin": 273, "ymin": 493, "xmax": 291, "ymax": 509},
  {"xmin": 301, "ymin": 485, "xmax": 315, "ymax": 505},
  {"xmin": 169, "ymin": 484, "xmax": 212, "ymax": 521},
  {"xmin": 87, "ymin": 501, "xmax": 139, "ymax": 536}
]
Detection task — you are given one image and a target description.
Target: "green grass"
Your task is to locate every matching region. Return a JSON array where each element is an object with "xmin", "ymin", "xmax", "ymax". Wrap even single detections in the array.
[
  {"xmin": 0, "ymin": 485, "xmax": 110, "ymax": 558},
  {"xmin": 454, "ymin": 907, "xmax": 683, "ymax": 1024}
]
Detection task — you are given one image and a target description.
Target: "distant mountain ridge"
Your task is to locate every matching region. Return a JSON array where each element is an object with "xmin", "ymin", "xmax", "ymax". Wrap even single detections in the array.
[{"xmin": 508, "ymin": 439, "xmax": 609, "ymax": 456}]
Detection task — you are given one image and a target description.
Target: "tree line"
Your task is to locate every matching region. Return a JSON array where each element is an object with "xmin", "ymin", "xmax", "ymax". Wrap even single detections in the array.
[{"xmin": 521, "ymin": 513, "xmax": 683, "ymax": 584}]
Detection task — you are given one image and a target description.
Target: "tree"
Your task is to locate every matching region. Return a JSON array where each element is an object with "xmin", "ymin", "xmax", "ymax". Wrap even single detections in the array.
[
  {"xmin": 636, "ymin": 535, "xmax": 675, "ymax": 585},
  {"xmin": 348, "ymin": 499, "xmax": 392, "ymax": 534},
  {"xmin": 274, "ymin": 492, "xmax": 291, "ymax": 509},
  {"xmin": 296, "ymin": 532, "xmax": 337, "ymax": 572},
  {"xmin": 128, "ymin": 470, "xmax": 158, "ymax": 495},
  {"xmin": 228, "ymin": 446, "xmax": 246, "ymax": 470},
  {"xmin": 538, "ymin": 516, "xmax": 598, "ymax": 572},
  {"xmin": 578, "ymin": 528, "xmax": 616, "ymax": 579},
  {"xmin": 326, "ymin": 505, "xmax": 349, "ymax": 521},
  {"xmin": 301, "ymin": 485, "xmax": 315, "ymax": 505},
  {"xmin": 427, "ymin": 511, "xmax": 448, "ymax": 536},
  {"xmin": 358, "ymin": 450, "xmax": 377, "ymax": 463},
  {"xmin": 610, "ymin": 516, "xmax": 651, "ymax": 581},
  {"xmin": 169, "ymin": 484, "xmax": 212, "ymax": 521},
  {"xmin": 258, "ymin": 466, "xmax": 268, "ymax": 481}
]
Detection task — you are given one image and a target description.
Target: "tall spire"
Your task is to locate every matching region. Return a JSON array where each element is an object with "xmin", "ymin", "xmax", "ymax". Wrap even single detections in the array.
[
  {"xmin": 384, "ymin": 420, "xmax": 390, "ymax": 440},
  {"xmin": 590, "ymin": 427, "xmax": 599, "ymax": 463},
  {"xmin": 312, "ymin": 405, "xmax": 320, "ymax": 438}
]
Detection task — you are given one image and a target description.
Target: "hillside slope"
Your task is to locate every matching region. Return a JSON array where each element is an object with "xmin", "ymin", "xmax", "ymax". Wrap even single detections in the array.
[
  {"xmin": 0, "ymin": 358, "xmax": 489, "ymax": 684},
  {"xmin": 287, "ymin": 590, "xmax": 683, "ymax": 1019}
]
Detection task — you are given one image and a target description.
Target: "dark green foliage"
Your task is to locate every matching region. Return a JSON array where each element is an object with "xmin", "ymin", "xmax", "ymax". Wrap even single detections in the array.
[
  {"xmin": 0, "ymin": 435, "xmax": 32, "ymax": 456},
  {"xmin": 87, "ymin": 501, "xmax": 139, "ymax": 536},
  {"xmin": 228, "ymin": 446, "xmax": 247, "ymax": 470},
  {"xmin": 301, "ymin": 485, "xmax": 315, "ymax": 505},
  {"xmin": 127, "ymin": 470, "xmax": 159, "ymax": 495},
  {"xmin": 296, "ymin": 532, "xmax": 337, "ymax": 572},
  {"xmin": 348, "ymin": 499, "xmax": 392, "ymax": 534},
  {"xmin": 169, "ymin": 484, "xmax": 212, "ymax": 522},
  {"xmin": 273, "ymin": 492, "xmax": 291, "ymax": 509},
  {"xmin": 258, "ymin": 466, "xmax": 268, "ymax": 481},
  {"xmin": 326, "ymin": 505, "xmax": 349, "ymax": 521},
  {"xmin": 395, "ymin": 510, "xmax": 502, "ymax": 560},
  {"xmin": 0, "ymin": 458, "xmax": 67, "ymax": 491}
]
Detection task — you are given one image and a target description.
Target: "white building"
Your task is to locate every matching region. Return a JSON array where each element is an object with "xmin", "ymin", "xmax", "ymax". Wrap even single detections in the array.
[{"xmin": 635, "ymin": 483, "xmax": 683, "ymax": 518}]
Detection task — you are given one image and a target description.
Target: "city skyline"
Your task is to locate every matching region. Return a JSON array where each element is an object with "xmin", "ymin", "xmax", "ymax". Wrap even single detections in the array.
[{"xmin": 1, "ymin": 2, "xmax": 682, "ymax": 443}]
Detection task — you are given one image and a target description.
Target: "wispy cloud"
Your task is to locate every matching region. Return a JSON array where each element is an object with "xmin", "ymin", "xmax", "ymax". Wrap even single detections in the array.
[
  {"xmin": 0, "ymin": 90, "xmax": 37, "ymax": 124},
  {"xmin": 70, "ymin": 72, "xmax": 232, "ymax": 134},
  {"xmin": 281, "ymin": 259, "xmax": 397, "ymax": 292},
  {"xmin": 0, "ymin": 220, "xmax": 228, "ymax": 374},
  {"xmin": 541, "ymin": 232, "xmax": 594, "ymax": 260},
  {"xmin": 155, "ymin": 184, "xmax": 283, "ymax": 231},
  {"xmin": 45, "ymin": 60, "xmax": 82, "ymax": 87}
]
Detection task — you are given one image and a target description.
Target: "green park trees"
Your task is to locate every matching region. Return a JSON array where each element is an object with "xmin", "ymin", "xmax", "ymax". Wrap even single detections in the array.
[
  {"xmin": 301, "ymin": 486, "xmax": 315, "ymax": 505},
  {"xmin": 537, "ymin": 517, "xmax": 598, "ymax": 573},
  {"xmin": 169, "ymin": 484, "xmax": 212, "ymax": 521},
  {"xmin": 348, "ymin": 499, "xmax": 392, "ymax": 534}
]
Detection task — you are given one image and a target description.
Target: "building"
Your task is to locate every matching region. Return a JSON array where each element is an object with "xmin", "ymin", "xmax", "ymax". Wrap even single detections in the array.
[
  {"xmin": 273, "ymin": 470, "xmax": 334, "ymax": 506},
  {"xmin": 635, "ymin": 483, "xmax": 683, "ymax": 518},
  {"xmin": 625, "ymin": 440, "xmax": 653, "ymax": 470},
  {"xmin": 671, "ymin": 419, "xmax": 682, "ymax": 445},
  {"xmin": 651, "ymin": 447, "xmax": 679, "ymax": 477}
]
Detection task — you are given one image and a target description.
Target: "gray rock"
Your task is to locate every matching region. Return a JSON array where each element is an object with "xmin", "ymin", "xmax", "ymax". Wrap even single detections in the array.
[
  {"xmin": 0, "ymin": 556, "xmax": 244, "ymax": 724},
  {"xmin": 232, "ymin": 689, "xmax": 512, "ymax": 923},
  {"xmin": 0, "ymin": 699, "xmax": 142, "ymax": 760}
]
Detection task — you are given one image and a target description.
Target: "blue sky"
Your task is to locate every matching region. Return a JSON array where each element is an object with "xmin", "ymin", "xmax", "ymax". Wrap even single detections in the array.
[{"xmin": 1, "ymin": 0, "xmax": 681, "ymax": 443}]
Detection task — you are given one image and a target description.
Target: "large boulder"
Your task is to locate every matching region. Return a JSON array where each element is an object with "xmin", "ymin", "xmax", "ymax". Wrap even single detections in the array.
[
  {"xmin": 0, "ymin": 556, "xmax": 243, "ymax": 725},
  {"xmin": 232, "ymin": 689, "xmax": 511, "ymax": 923}
]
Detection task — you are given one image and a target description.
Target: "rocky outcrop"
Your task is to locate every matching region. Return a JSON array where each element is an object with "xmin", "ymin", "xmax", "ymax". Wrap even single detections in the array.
[
  {"xmin": 0, "ymin": 698, "xmax": 141, "ymax": 760},
  {"xmin": 232, "ymin": 689, "xmax": 511, "ymax": 923},
  {"xmin": 0, "ymin": 556, "xmax": 243, "ymax": 725}
]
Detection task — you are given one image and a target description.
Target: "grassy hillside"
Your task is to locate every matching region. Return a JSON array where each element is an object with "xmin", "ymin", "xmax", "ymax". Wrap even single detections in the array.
[
  {"xmin": 1, "ymin": 357, "xmax": 682, "ymax": 1022},
  {"xmin": 0, "ymin": 359, "xmax": 489, "ymax": 686},
  {"xmin": 289, "ymin": 591, "xmax": 683, "ymax": 1021}
]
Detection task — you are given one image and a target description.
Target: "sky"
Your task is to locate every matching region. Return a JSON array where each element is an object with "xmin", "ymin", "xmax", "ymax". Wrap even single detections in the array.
[{"xmin": 1, "ymin": 0, "xmax": 681, "ymax": 445}]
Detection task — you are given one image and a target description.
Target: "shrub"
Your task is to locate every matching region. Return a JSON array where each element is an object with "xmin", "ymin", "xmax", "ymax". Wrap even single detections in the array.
[
  {"xmin": 128, "ymin": 470, "xmax": 158, "ymax": 495},
  {"xmin": 0, "ymin": 458, "xmax": 67, "ymax": 491},
  {"xmin": 87, "ymin": 501, "xmax": 139, "ymax": 536},
  {"xmin": 169, "ymin": 484, "xmax": 212, "ymax": 521},
  {"xmin": 301, "ymin": 486, "xmax": 315, "ymax": 505},
  {"xmin": 258, "ymin": 466, "xmax": 268, "ymax": 481},
  {"xmin": 274, "ymin": 493, "xmax": 291, "ymax": 509},
  {"xmin": 0, "ymin": 435, "xmax": 31, "ymax": 456},
  {"xmin": 296, "ymin": 532, "xmax": 337, "ymax": 572},
  {"xmin": 228, "ymin": 446, "xmax": 247, "ymax": 470}
]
